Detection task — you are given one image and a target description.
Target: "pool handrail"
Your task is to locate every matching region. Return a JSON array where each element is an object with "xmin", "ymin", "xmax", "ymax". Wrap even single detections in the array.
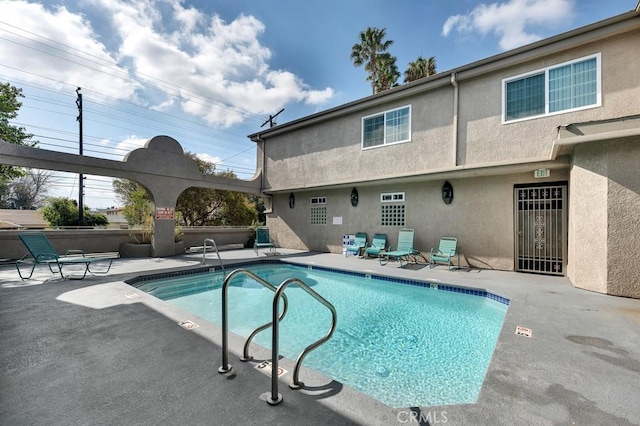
[
  {"xmin": 202, "ymin": 238, "xmax": 225, "ymax": 276},
  {"xmin": 217, "ymin": 269, "xmax": 288, "ymax": 374},
  {"xmin": 268, "ymin": 277, "xmax": 337, "ymax": 406}
]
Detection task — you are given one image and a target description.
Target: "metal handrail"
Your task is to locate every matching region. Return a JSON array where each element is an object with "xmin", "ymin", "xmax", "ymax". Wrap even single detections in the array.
[
  {"xmin": 267, "ymin": 277, "xmax": 337, "ymax": 406},
  {"xmin": 217, "ymin": 269, "xmax": 288, "ymax": 374},
  {"xmin": 202, "ymin": 238, "xmax": 225, "ymax": 276}
]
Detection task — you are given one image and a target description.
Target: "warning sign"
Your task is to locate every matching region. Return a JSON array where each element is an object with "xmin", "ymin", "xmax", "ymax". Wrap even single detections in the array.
[
  {"xmin": 155, "ymin": 207, "xmax": 175, "ymax": 220},
  {"xmin": 254, "ymin": 360, "xmax": 287, "ymax": 378},
  {"xmin": 178, "ymin": 320, "xmax": 199, "ymax": 330},
  {"xmin": 515, "ymin": 326, "xmax": 532, "ymax": 338}
]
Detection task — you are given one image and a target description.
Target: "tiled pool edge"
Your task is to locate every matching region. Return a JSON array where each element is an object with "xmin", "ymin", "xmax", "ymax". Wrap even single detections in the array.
[{"xmin": 127, "ymin": 259, "xmax": 510, "ymax": 306}]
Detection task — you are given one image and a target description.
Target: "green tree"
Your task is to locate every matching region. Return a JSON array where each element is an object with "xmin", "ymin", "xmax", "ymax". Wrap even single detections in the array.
[
  {"xmin": 374, "ymin": 53, "xmax": 400, "ymax": 92},
  {"xmin": 41, "ymin": 197, "xmax": 108, "ymax": 227},
  {"xmin": 404, "ymin": 56, "xmax": 437, "ymax": 83},
  {"xmin": 112, "ymin": 153, "xmax": 259, "ymax": 228},
  {"xmin": 0, "ymin": 82, "xmax": 38, "ymax": 180},
  {"xmin": 350, "ymin": 27, "xmax": 394, "ymax": 94}
]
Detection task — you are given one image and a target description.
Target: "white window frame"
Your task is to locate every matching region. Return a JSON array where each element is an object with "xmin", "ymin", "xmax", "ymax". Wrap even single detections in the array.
[
  {"xmin": 310, "ymin": 196, "xmax": 327, "ymax": 205},
  {"xmin": 361, "ymin": 105, "xmax": 412, "ymax": 149},
  {"xmin": 502, "ymin": 53, "xmax": 601, "ymax": 124},
  {"xmin": 380, "ymin": 192, "xmax": 405, "ymax": 203}
]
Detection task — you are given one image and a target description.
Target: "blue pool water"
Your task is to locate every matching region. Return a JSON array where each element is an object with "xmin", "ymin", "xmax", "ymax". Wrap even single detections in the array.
[{"xmin": 134, "ymin": 263, "xmax": 508, "ymax": 408}]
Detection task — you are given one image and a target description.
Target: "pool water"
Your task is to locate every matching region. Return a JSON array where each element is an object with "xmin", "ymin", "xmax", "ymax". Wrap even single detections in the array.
[{"xmin": 135, "ymin": 264, "xmax": 508, "ymax": 408}]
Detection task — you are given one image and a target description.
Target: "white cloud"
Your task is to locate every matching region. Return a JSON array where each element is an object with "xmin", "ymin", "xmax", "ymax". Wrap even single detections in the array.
[
  {"xmin": 0, "ymin": 1, "xmax": 141, "ymax": 99},
  {"xmin": 0, "ymin": 0, "xmax": 334, "ymax": 128},
  {"xmin": 442, "ymin": 0, "xmax": 574, "ymax": 50},
  {"xmin": 195, "ymin": 153, "xmax": 222, "ymax": 166}
]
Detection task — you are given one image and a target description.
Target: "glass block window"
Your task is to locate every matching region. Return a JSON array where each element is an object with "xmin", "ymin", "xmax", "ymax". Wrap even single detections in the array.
[
  {"xmin": 381, "ymin": 204, "xmax": 405, "ymax": 226},
  {"xmin": 362, "ymin": 105, "xmax": 411, "ymax": 149},
  {"xmin": 310, "ymin": 206, "xmax": 327, "ymax": 225},
  {"xmin": 503, "ymin": 54, "xmax": 600, "ymax": 122}
]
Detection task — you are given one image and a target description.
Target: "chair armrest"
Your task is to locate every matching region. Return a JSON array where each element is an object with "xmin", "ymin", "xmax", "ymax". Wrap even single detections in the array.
[{"xmin": 65, "ymin": 249, "xmax": 86, "ymax": 257}]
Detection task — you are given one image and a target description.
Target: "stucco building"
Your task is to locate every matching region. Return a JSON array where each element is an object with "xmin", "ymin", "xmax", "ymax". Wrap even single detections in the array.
[{"xmin": 249, "ymin": 6, "xmax": 640, "ymax": 298}]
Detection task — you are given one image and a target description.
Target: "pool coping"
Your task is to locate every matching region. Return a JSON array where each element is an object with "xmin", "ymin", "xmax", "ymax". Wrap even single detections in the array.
[{"xmin": 126, "ymin": 258, "xmax": 510, "ymax": 306}]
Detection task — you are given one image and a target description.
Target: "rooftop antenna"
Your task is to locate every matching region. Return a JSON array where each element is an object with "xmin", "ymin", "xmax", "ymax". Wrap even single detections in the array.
[{"xmin": 261, "ymin": 108, "xmax": 284, "ymax": 128}]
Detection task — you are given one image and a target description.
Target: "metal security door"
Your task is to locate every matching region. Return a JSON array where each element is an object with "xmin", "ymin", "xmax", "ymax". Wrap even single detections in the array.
[{"xmin": 515, "ymin": 184, "xmax": 567, "ymax": 275}]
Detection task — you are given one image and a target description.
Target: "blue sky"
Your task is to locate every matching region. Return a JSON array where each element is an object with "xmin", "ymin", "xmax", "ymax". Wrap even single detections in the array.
[{"xmin": 0, "ymin": 0, "xmax": 634, "ymax": 208}]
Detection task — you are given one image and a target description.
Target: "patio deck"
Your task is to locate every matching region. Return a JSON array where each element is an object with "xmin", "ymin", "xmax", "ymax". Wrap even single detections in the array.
[{"xmin": 1, "ymin": 249, "xmax": 639, "ymax": 425}]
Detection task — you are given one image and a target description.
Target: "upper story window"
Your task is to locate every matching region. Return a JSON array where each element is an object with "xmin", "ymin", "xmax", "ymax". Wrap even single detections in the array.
[
  {"xmin": 362, "ymin": 105, "xmax": 411, "ymax": 149},
  {"xmin": 503, "ymin": 54, "xmax": 600, "ymax": 123}
]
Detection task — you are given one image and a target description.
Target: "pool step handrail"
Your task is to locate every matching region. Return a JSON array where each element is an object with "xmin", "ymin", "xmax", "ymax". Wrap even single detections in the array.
[
  {"xmin": 202, "ymin": 238, "xmax": 225, "ymax": 276},
  {"xmin": 268, "ymin": 277, "xmax": 337, "ymax": 406},
  {"xmin": 218, "ymin": 269, "xmax": 288, "ymax": 374}
]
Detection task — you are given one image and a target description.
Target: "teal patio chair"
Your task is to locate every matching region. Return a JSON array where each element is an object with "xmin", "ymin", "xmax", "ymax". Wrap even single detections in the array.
[
  {"xmin": 379, "ymin": 229, "xmax": 427, "ymax": 266},
  {"xmin": 345, "ymin": 232, "xmax": 367, "ymax": 257},
  {"xmin": 364, "ymin": 233, "xmax": 387, "ymax": 258},
  {"xmin": 254, "ymin": 226, "xmax": 276, "ymax": 255},
  {"xmin": 16, "ymin": 232, "xmax": 116, "ymax": 280},
  {"xmin": 429, "ymin": 237, "xmax": 459, "ymax": 271}
]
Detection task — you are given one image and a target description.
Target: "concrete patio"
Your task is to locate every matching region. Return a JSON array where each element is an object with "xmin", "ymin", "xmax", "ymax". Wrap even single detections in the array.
[{"xmin": 1, "ymin": 249, "xmax": 639, "ymax": 425}]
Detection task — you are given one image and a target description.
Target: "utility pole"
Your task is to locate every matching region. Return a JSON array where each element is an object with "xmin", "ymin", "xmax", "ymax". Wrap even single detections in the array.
[
  {"xmin": 76, "ymin": 87, "xmax": 84, "ymax": 225},
  {"xmin": 260, "ymin": 108, "xmax": 284, "ymax": 128}
]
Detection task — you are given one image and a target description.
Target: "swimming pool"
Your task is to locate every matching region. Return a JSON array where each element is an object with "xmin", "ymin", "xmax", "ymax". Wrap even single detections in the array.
[{"xmin": 133, "ymin": 262, "xmax": 509, "ymax": 408}]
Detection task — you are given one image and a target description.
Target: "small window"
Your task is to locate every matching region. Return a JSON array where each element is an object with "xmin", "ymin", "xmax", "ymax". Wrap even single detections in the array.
[
  {"xmin": 503, "ymin": 54, "xmax": 600, "ymax": 122},
  {"xmin": 310, "ymin": 197, "xmax": 326, "ymax": 205},
  {"xmin": 380, "ymin": 192, "xmax": 405, "ymax": 202},
  {"xmin": 362, "ymin": 105, "xmax": 411, "ymax": 149}
]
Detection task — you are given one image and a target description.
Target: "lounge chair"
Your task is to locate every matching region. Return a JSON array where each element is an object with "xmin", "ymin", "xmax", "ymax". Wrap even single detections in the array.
[
  {"xmin": 379, "ymin": 229, "xmax": 426, "ymax": 266},
  {"xmin": 254, "ymin": 226, "xmax": 276, "ymax": 255},
  {"xmin": 429, "ymin": 237, "xmax": 459, "ymax": 271},
  {"xmin": 364, "ymin": 233, "xmax": 387, "ymax": 258},
  {"xmin": 16, "ymin": 232, "xmax": 116, "ymax": 280},
  {"xmin": 345, "ymin": 232, "xmax": 367, "ymax": 257}
]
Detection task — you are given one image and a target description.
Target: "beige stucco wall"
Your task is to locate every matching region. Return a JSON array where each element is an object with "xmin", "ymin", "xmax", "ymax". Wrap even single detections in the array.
[
  {"xmin": 606, "ymin": 138, "xmax": 640, "ymax": 298},
  {"xmin": 567, "ymin": 142, "xmax": 609, "ymax": 293},
  {"xmin": 458, "ymin": 30, "xmax": 640, "ymax": 165},
  {"xmin": 266, "ymin": 170, "xmax": 568, "ymax": 271},
  {"xmin": 568, "ymin": 138, "xmax": 640, "ymax": 298},
  {"xmin": 264, "ymin": 88, "xmax": 454, "ymax": 191}
]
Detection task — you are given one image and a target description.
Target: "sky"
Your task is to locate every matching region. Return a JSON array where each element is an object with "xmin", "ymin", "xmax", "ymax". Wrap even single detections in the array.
[{"xmin": 0, "ymin": 0, "xmax": 635, "ymax": 209}]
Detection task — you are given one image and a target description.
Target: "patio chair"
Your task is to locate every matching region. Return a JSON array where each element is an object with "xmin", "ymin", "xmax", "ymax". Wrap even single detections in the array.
[
  {"xmin": 379, "ymin": 229, "xmax": 427, "ymax": 266},
  {"xmin": 345, "ymin": 232, "xmax": 367, "ymax": 257},
  {"xmin": 429, "ymin": 237, "xmax": 459, "ymax": 271},
  {"xmin": 364, "ymin": 233, "xmax": 387, "ymax": 258},
  {"xmin": 254, "ymin": 226, "xmax": 276, "ymax": 255},
  {"xmin": 16, "ymin": 231, "xmax": 116, "ymax": 280}
]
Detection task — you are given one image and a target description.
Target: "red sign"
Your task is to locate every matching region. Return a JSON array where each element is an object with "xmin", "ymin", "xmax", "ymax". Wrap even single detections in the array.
[{"xmin": 155, "ymin": 207, "xmax": 175, "ymax": 220}]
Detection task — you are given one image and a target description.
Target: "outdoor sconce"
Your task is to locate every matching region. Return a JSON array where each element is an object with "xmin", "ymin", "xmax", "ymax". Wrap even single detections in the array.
[
  {"xmin": 442, "ymin": 181, "xmax": 454, "ymax": 205},
  {"xmin": 289, "ymin": 193, "xmax": 295, "ymax": 209},
  {"xmin": 350, "ymin": 187, "xmax": 359, "ymax": 207}
]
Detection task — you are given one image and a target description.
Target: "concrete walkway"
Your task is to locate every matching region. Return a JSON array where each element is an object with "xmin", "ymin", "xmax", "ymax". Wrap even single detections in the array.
[{"xmin": 1, "ymin": 250, "xmax": 639, "ymax": 425}]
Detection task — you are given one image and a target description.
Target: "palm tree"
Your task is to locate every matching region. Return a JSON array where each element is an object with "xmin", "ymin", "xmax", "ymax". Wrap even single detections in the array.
[
  {"xmin": 404, "ymin": 56, "xmax": 437, "ymax": 83},
  {"xmin": 373, "ymin": 53, "xmax": 400, "ymax": 93},
  {"xmin": 351, "ymin": 27, "xmax": 394, "ymax": 94}
]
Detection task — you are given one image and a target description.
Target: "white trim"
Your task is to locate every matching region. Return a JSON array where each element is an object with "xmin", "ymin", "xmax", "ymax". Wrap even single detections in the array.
[
  {"xmin": 502, "ymin": 53, "xmax": 601, "ymax": 124},
  {"xmin": 380, "ymin": 192, "xmax": 405, "ymax": 202},
  {"xmin": 310, "ymin": 196, "xmax": 327, "ymax": 205}
]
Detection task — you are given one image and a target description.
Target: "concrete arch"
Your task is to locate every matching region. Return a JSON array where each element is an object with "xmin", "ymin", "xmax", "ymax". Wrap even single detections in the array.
[{"xmin": 0, "ymin": 136, "xmax": 263, "ymax": 256}]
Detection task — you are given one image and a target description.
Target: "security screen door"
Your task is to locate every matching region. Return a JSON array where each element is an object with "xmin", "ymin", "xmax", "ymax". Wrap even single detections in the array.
[{"xmin": 515, "ymin": 183, "xmax": 567, "ymax": 275}]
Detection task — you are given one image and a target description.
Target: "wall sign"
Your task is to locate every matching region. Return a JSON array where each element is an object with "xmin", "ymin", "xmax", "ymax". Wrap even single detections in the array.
[{"xmin": 155, "ymin": 207, "xmax": 175, "ymax": 220}]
